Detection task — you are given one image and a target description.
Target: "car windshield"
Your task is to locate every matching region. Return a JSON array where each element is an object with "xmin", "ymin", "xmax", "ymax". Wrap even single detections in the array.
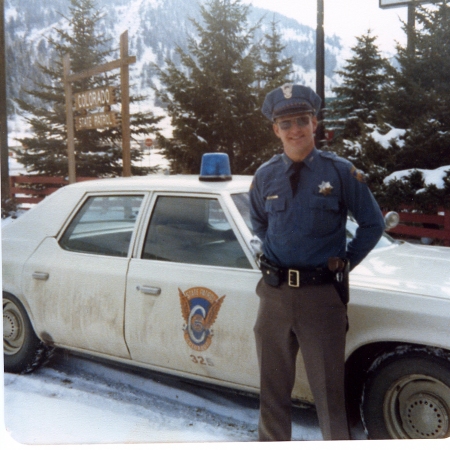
[{"xmin": 231, "ymin": 192, "xmax": 396, "ymax": 249}]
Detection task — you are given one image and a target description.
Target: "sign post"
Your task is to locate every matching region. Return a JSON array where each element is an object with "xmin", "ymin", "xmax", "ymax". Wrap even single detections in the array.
[
  {"xmin": 63, "ymin": 55, "xmax": 77, "ymax": 184},
  {"xmin": 379, "ymin": 1, "xmax": 437, "ymax": 53},
  {"xmin": 63, "ymin": 30, "xmax": 136, "ymax": 182},
  {"xmin": 120, "ymin": 31, "xmax": 132, "ymax": 177}
]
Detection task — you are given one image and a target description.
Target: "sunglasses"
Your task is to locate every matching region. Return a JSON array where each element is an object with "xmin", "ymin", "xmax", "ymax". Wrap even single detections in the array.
[{"xmin": 276, "ymin": 115, "xmax": 311, "ymax": 130}]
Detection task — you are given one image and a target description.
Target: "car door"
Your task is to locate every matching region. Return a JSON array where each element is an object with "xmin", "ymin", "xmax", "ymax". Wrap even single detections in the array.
[
  {"xmin": 125, "ymin": 193, "xmax": 263, "ymax": 389},
  {"xmin": 22, "ymin": 194, "xmax": 145, "ymax": 357}
]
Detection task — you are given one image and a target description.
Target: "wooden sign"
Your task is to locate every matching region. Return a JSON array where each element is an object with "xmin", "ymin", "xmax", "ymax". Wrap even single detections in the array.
[
  {"xmin": 74, "ymin": 86, "xmax": 116, "ymax": 111},
  {"xmin": 63, "ymin": 31, "xmax": 135, "ymax": 183},
  {"xmin": 379, "ymin": 0, "xmax": 434, "ymax": 8},
  {"xmin": 75, "ymin": 111, "xmax": 118, "ymax": 130}
]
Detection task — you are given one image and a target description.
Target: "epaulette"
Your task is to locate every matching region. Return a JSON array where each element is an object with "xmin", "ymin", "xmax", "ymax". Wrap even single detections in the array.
[
  {"xmin": 319, "ymin": 150, "xmax": 367, "ymax": 183},
  {"xmin": 256, "ymin": 154, "xmax": 283, "ymax": 173},
  {"xmin": 318, "ymin": 150, "xmax": 350, "ymax": 168}
]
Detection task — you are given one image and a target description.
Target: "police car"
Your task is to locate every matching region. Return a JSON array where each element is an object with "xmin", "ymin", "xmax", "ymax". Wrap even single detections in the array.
[{"xmin": 3, "ymin": 154, "xmax": 450, "ymax": 440}]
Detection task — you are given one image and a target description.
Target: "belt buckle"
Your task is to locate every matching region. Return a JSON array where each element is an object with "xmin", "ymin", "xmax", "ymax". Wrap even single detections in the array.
[{"xmin": 288, "ymin": 269, "xmax": 300, "ymax": 288}]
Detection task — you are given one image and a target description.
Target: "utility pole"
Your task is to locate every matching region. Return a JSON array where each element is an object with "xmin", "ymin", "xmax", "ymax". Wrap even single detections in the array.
[
  {"xmin": 316, "ymin": 0, "xmax": 325, "ymax": 147},
  {"xmin": 407, "ymin": 1, "xmax": 416, "ymax": 54},
  {"xmin": 0, "ymin": 0, "xmax": 10, "ymax": 200}
]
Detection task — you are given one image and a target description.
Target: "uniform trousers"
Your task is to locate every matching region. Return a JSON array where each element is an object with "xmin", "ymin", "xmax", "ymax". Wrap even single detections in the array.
[{"xmin": 254, "ymin": 278, "xmax": 350, "ymax": 441}]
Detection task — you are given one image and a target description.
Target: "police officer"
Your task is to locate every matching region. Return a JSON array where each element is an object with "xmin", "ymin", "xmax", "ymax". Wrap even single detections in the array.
[{"xmin": 250, "ymin": 83, "xmax": 385, "ymax": 441}]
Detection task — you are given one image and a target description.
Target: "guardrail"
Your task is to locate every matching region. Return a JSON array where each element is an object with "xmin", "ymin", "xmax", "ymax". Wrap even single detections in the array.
[
  {"xmin": 9, "ymin": 175, "xmax": 97, "ymax": 208},
  {"xmin": 384, "ymin": 208, "xmax": 450, "ymax": 246}
]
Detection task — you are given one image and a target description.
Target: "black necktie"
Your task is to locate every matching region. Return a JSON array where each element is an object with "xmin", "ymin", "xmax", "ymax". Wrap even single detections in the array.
[{"xmin": 289, "ymin": 162, "xmax": 304, "ymax": 196}]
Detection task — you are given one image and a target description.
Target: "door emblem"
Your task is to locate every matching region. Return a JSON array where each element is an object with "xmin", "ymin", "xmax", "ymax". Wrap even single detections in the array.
[{"xmin": 179, "ymin": 287, "xmax": 225, "ymax": 351}]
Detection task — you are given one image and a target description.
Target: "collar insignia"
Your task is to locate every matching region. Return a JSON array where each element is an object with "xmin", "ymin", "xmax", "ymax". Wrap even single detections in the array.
[{"xmin": 318, "ymin": 181, "xmax": 333, "ymax": 196}]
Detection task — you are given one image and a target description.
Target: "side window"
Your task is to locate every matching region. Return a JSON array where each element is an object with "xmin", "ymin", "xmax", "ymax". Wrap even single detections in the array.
[
  {"xmin": 60, "ymin": 195, "xmax": 144, "ymax": 257},
  {"xmin": 142, "ymin": 196, "xmax": 252, "ymax": 269}
]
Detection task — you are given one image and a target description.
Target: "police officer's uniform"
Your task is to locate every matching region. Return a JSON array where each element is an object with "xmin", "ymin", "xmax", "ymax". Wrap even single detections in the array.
[{"xmin": 250, "ymin": 84, "xmax": 385, "ymax": 441}]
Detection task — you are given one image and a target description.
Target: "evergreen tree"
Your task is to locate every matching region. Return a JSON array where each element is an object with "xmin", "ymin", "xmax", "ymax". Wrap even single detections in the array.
[
  {"xmin": 382, "ymin": 2, "xmax": 450, "ymax": 170},
  {"xmin": 16, "ymin": 0, "xmax": 161, "ymax": 177},
  {"xmin": 255, "ymin": 18, "xmax": 294, "ymax": 164},
  {"xmin": 258, "ymin": 18, "xmax": 293, "ymax": 92},
  {"xmin": 155, "ymin": 0, "xmax": 292, "ymax": 174},
  {"xmin": 327, "ymin": 31, "xmax": 390, "ymax": 141}
]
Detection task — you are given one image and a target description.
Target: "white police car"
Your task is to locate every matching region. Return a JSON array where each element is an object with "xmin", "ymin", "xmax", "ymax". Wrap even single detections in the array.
[{"xmin": 3, "ymin": 154, "xmax": 450, "ymax": 440}]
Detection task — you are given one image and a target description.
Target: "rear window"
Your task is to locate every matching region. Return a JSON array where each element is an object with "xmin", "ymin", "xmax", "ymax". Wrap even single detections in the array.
[{"xmin": 59, "ymin": 195, "xmax": 144, "ymax": 257}]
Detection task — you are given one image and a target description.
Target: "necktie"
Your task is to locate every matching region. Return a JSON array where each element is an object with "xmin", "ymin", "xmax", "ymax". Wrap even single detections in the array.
[{"xmin": 289, "ymin": 162, "xmax": 304, "ymax": 196}]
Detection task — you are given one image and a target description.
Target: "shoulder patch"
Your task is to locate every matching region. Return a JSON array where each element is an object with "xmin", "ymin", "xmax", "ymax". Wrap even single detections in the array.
[{"xmin": 350, "ymin": 165, "xmax": 367, "ymax": 183}]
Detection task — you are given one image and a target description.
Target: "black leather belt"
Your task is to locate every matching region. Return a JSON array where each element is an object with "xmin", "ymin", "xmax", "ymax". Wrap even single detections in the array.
[
  {"xmin": 281, "ymin": 267, "xmax": 334, "ymax": 287},
  {"xmin": 259, "ymin": 255, "xmax": 334, "ymax": 288}
]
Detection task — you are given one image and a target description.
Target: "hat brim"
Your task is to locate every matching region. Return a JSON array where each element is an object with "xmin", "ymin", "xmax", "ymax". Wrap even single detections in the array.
[{"xmin": 273, "ymin": 102, "xmax": 314, "ymax": 120}]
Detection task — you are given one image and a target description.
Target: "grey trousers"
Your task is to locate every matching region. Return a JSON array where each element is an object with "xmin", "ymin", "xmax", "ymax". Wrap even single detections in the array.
[{"xmin": 254, "ymin": 278, "xmax": 350, "ymax": 441}]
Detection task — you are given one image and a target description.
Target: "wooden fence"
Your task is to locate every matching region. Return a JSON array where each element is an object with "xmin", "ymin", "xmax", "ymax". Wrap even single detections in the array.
[
  {"xmin": 9, "ymin": 175, "xmax": 97, "ymax": 207},
  {"xmin": 384, "ymin": 208, "xmax": 450, "ymax": 246},
  {"xmin": 8, "ymin": 175, "xmax": 450, "ymax": 246}
]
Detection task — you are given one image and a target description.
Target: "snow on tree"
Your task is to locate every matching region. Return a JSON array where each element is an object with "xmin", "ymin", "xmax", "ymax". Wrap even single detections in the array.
[
  {"xmin": 383, "ymin": 1, "xmax": 450, "ymax": 171},
  {"xmin": 324, "ymin": 31, "xmax": 394, "ymax": 195}
]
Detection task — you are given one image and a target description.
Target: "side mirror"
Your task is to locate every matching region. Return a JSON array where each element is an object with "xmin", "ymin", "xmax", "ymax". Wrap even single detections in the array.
[{"xmin": 384, "ymin": 211, "xmax": 400, "ymax": 230}]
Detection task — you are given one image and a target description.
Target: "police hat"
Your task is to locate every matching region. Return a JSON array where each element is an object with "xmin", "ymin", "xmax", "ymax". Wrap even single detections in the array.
[{"xmin": 262, "ymin": 83, "xmax": 322, "ymax": 121}]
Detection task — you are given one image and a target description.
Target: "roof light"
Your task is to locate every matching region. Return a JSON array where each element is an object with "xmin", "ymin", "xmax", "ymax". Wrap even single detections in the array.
[{"xmin": 199, "ymin": 153, "xmax": 232, "ymax": 181}]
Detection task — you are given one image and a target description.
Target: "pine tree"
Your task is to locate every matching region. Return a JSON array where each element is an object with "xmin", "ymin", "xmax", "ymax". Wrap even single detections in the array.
[
  {"xmin": 155, "ymin": 0, "xmax": 292, "ymax": 175},
  {"xmin": 327, "ymin": 31, "xmax": 390, "ymax": 141},
  {"xmin": 258, "ymin": 18, "xmax": 293, "ymax": 92},
  {"xmin": 16, "ymin": 0, "xmax": 161, "ymax": 178},
  {"xmin": 255, "ymin": 17, "xmax": 294, "ymax": 164},
  {"xmin": 382, "ymin": 2, "xmax": 450, "ymax": 170}
]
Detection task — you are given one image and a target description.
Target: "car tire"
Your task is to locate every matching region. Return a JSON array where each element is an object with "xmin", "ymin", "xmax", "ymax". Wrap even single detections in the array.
[
  {"xmin": 361, "ymin": 346, "xmax": 450, "ymax": 439},
  {"xmin": 3, "ymin": 293, "xmax": 52, "ymax": 374}
]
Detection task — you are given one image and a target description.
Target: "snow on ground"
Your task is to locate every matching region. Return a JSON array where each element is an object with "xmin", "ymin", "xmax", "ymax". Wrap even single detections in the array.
[
  {"xmin": 0, "ymin": 351, "xmax": 435, "ymax": 450},
  {"xmin": 2, "ymin": 351, "xmax": 327, "ymax": 448}
]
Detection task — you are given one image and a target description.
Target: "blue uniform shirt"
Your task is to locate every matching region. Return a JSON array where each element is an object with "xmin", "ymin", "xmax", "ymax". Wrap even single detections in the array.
[{"xmin": 249, "ymin": 149, "xmax": 385, "ymax": 270}]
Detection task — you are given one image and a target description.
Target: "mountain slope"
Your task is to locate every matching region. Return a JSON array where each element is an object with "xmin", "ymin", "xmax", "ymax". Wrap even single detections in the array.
[{"xmin": 5, "ymin": 0, "xmax": 343, "ymax": 112}]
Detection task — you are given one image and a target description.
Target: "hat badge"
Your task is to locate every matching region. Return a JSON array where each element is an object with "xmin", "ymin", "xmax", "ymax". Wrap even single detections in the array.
[{"xmin": 281, "ymin": 83, "xmax": 293, "ymax": 99}]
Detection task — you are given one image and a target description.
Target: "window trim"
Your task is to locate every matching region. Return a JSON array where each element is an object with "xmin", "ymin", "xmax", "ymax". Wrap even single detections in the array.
[
  {"xmin": 56, "ymin": 191, "xmax": 149, "ymax": 259},
  {"xmin": 133, "ymin": 192, "xmax": 256, "ymax": 270}
]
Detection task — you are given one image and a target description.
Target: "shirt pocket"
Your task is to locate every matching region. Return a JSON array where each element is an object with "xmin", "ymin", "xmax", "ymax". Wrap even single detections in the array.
[
  {"xmin": 308, "ymin": 195, "xmax": 341, "ymax": 236},
  {"xmin": 264, "ymin": 196, "xmax": 288, "ymax": 235}
]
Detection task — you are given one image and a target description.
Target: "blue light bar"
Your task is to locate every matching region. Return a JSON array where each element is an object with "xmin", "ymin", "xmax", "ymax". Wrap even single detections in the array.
[{"xmin": 199, "ymin": 153, "xmax": 232, "ymax": 181}]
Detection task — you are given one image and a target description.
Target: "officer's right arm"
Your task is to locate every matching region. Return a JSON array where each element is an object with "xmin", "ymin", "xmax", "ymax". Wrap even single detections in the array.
[{"xmin": 249, "ymin": 175, "xmax": 268, "ymax": 241}]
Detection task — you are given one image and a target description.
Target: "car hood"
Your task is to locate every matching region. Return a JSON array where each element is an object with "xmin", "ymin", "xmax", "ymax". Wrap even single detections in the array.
[{"xmin": 351, "ymin": 242, "xmax": 450, "ymax": 300}]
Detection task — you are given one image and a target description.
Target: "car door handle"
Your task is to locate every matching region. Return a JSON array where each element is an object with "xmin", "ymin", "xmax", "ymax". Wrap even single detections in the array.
[
  {"xmin": 32, "ymin": 272, "xmax": 49, "ymax": 281},
  {"xmin": 137, "ymin": 285, "xmax": 161, "ymax": 296}
]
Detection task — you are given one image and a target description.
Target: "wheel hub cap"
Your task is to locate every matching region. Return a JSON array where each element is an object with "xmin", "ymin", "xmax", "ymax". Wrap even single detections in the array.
[
  {"xmin": 3, "ymin": 311, "xmax": 20, "ymax": 340},
  {"xmin": 403, "ymin": 393, "xmax": 449, "ymax": 438}
]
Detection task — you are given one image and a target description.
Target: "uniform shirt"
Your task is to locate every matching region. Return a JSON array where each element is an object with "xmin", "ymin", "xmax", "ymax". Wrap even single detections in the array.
[{"xmin": 249, "ymin": 149, "xmax": 385, "ymax": 270}]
